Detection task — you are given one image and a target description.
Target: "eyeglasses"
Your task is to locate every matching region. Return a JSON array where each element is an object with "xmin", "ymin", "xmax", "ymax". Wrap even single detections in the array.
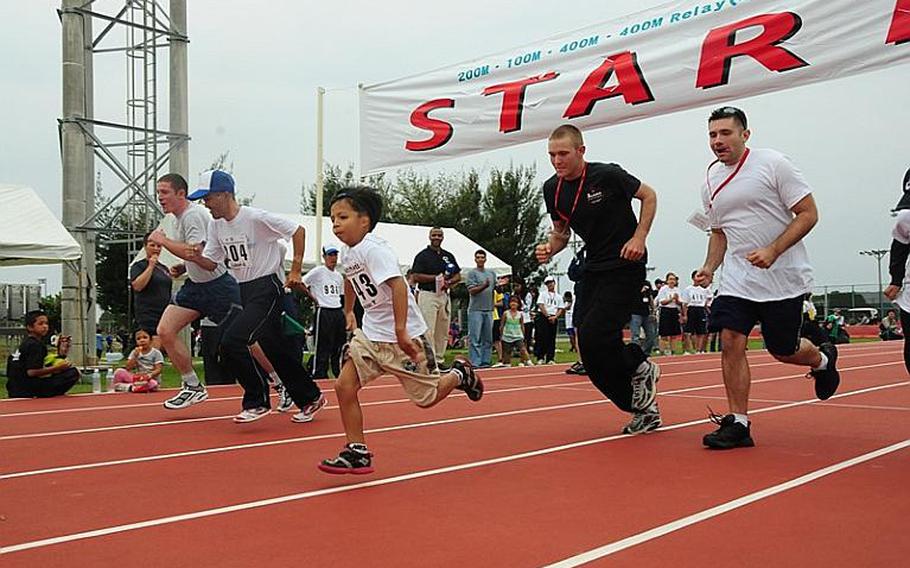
[{"xmin": 711, "ymin": 106, "xmax": 747, "ymax": 128}]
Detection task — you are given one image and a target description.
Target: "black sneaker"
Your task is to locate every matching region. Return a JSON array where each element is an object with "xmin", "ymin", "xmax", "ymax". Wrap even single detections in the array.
[
  {"xmin": 452, "ymin": 356, "xmax": 484, "ymax": 401},
  {"xmin": 318, "ymin": 443, "xmax": 374, "ymax": 475},
  {"xmin": 622, "ymin": 402, "xmax": 661, "ymax": 435},
  {"xmin": 703, "ymin": 413, "xmax": 755, "ymax": 449},
  {"xmin": 808, "ymin": 343, "xmax": 840, "ymax": 400},
  {"xmin": 565, "ymin": 362, "xmax": 587, "ymax": 375}
]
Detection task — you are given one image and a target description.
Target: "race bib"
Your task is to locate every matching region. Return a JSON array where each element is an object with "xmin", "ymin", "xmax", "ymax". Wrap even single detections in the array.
[
  {"xmin": 348, "ymin": 268, "xmax": 381, "ymax": 309},
  {"xmin": 222, "ymin": 234, "xmax": 251, "ymax": 270}
]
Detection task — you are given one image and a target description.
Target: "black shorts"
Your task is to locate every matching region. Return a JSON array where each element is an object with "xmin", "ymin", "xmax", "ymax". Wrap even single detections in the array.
[
  {"xmin": 659, "ymin": 307, "xmax": 681, "ymax": 337},
  {"xmin": 492, "ymin": 318, "xmax": 502, "ymax": 341},
  {"xmin": 685, "ymin": 306, "xmax": 708, "ymax": 335},
  {"xmin": 708, "ymin": 295, "xmax": 803, "ymax": 356}
]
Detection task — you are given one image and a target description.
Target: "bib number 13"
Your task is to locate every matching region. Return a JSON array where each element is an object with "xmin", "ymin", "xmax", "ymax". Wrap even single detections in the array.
[{"xmin": 351, "ymin": 273, "xmax": 378, "ymax": 301}]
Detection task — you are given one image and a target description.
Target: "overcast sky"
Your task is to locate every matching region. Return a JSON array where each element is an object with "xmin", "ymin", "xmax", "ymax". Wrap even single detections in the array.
[{"xmin": 2, "ymin": 0, "xmax": 909, "ymax": 296}]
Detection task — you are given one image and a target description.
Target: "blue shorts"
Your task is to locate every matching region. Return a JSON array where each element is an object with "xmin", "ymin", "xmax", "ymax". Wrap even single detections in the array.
[
  {"xmin": 708, "ymin": 295, "xmax": 803, "ymax": 356},
  {"xmin": 173, "ymin": 272, "xmax": 241, "ymax": 324}
]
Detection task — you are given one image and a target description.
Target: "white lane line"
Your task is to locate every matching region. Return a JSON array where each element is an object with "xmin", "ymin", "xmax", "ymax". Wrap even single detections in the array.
[
  {"xmin": 2, "ymin": 359, "xmax": 902, "ymax": 442},
  {"xmin": 668, "ymin": 393, "xmax": 910, "ymax": 412},
  {"xmin": 1, "ymin": 381, "xmax": 904, "ymax": 556},
  {"xmin": 1, "ymin": 347, "xmax": 898, "ymax": 418},
  {"xmin": 541, "ymin": 438, "xmax": 910, "ymax": 567}
]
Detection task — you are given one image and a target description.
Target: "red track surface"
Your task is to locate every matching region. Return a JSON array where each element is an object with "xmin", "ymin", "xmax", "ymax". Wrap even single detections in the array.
[{"xmin": 1, "ymin": 342, "xmax": 907, "ymax": 567}]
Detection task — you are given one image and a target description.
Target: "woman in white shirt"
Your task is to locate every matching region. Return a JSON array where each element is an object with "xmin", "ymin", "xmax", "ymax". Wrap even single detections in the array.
[{"xmin": 656, "ymin": 272, "xmax": 684, "ymax": 355}]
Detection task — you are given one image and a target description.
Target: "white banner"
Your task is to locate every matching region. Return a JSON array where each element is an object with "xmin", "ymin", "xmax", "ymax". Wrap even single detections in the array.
[{"xmin": 360, "ymin": 0, "xmax": 910, "ymax": 173}]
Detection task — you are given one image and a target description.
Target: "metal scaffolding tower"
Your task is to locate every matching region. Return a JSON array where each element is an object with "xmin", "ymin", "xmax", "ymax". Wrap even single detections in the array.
[{"xmin": 59, "ymin": 0, "xmax": 188, "ymax": 364}]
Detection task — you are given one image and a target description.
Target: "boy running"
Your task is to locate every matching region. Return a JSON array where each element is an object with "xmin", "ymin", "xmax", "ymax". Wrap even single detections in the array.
[{"xmin": 318, "ymin": 187, "xmax": 484, "ymax": 475}]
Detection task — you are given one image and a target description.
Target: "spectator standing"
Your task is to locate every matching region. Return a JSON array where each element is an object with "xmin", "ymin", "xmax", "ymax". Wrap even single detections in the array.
[
  {"xmin": 682, "ymin": 271, "xmax": 710, "ymax": 353},
  {"xmin": 465, "ymin": 249, "xmax": 497, "ymax": 367},
  {"xmin": 656, "ymin": 272, "xmax": 684, "ymax": 355},
  {"xmin": 411, "ymin": 227, "xmax": 462, "ymax": 368},
  {"xmin": 301, "ymin": 244, "xmax": 346, "ymax": 379},
  {"xmin": 130, "ymin": 232, "xmax": 173, "ymax": 350},
  {"xmin": 535, "ymin": 276, "xmax": 564, "ymax": 365},
  {"xmin": 630, "ymin": 280, "xmax": 658, "ymax": 355}
]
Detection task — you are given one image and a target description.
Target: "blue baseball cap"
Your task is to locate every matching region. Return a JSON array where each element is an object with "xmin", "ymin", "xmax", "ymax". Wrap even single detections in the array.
[
  {"xmin": 188, "ymin": 170, "xmax": 235, "ymax": 200},
  {"xmin": 322, "ymin": 244, "xmax": 339, "ymax": 255}
]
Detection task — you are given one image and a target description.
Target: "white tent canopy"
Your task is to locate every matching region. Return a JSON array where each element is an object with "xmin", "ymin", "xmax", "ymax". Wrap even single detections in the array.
[
  {"xmin": 0, "ymin": 185, "xmax": 82, "ymax": 266},
  {"xmin": 144, "ymin": 210, "xmax": 510, "ymax": 274}
]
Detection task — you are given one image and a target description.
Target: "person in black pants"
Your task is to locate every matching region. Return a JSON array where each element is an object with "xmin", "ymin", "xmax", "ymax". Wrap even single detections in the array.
[
  {"xmin": 301, "ymin": 245, "xmax": 346, "ymax": 379},
  {"xmin": 190, "ymin": 169, "xmax": 325, "ymax": 424},
  {"xmin": 884, "ymin": 166, "xmax": 910, "ymax": 375},
  {"xmin": 536, "ymin": 124, "xmax": 661, "ymax": 435},
  {"xmin": 6, "ymin": 311, "xmax": 79, "ymax": 398},
  {"xmin": 534, "ymin": 275, "xmax": 563, "ymax": 364}
]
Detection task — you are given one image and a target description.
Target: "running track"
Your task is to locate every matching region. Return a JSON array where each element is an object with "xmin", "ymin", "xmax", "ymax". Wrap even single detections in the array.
[{"xmin": 1, "ymin": 341, "xmax": 907, "ymax": 567}]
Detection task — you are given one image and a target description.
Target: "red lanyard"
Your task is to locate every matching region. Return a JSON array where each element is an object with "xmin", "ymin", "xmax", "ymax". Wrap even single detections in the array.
[
  {"xmin": 706, "ymin": 147, "xmax": 750, "ymax": 205},
  {"xmin": 554, "ymin": 164, "xmax": 587, "ymax": 223}
]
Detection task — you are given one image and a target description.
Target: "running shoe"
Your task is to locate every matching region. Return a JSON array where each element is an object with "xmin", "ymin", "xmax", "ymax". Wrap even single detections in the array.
[
  {"xmin": 318, "ymin": 443, "xmax": 374, "ymax": 475},
  {"xmin": 233, "ymin": 406, "xmax": 271, "ymax": 423},
  {"xmin": 452, "ymin": 356, "xmax": 484, "ymax": 401},
  {"xmin": 565, "ymin": 361, "xmax": 587, "ymax": 375},
  {"xmin": 630, "ymin": 360, "xmax": 660, "ymax": 411},
  {"xmin": 291, "ymin": 393, "xmax": 327, "ymax": 423},
  {"xmin": 703, "ymin": 412, "xmax": 755, "ymax": 449},
  {"xmin": 275, "ymin": 382, "xmax": 295, "ymax": 413},
  {"xmin": 808, "ymin": 342, "xmax": 840, "ymax": 400},
  {"xmin": 622, "ymin": 402, "xmax": 662, "ymax": 435},
  {"xmin": 163, "ymin": 383, "xmax": 208, "ymax": 410}
]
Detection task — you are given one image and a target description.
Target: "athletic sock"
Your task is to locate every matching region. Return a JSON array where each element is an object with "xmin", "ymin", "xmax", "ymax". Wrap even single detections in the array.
[
  {"xmin": 732, "ymin": 413, "xmax": 749, "ymax": 427},
  {"xmin": 812, "ymin": 352, "xmax": 828, "ymax": 371},
  {"xmin": 451, "ymin": 366, "xmax": 466, "ymax": 386},
  {"xmin": 181, "ymin": 371, "xmax": 200, "ymax": 387},
  {"xmin": 348, "ymin": 442, "xmax": 369, "ymax": 454}
]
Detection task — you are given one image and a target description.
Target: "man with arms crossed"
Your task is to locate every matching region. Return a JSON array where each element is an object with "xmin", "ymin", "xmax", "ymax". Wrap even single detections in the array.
[{"xmin": 696, "ymin": 107, "xmax": 840, "ymax": 449}]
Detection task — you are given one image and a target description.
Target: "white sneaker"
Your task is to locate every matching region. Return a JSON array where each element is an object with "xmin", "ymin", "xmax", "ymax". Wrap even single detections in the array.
[
  {"xmin": 275, "ymin": 383, "xmax": 295, "ymax": 413},
  {"xmin": 163, "ymin": 384, "xmax": 208, "ymax": 410},
  {"xmin": 291, "ymin": 393, "xmax": 327, "ymax": 423},
  {"xmin": 492, "ymin": 362, "xmax": 507, "ymax": 368},
  {"xmin": 233, "ymin": 406, "xmax": 271, "ymax": 423}
]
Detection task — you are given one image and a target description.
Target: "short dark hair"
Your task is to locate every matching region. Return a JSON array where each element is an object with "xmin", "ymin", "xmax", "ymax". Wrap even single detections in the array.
[
  {"xmin": 549, "ymin": 124, "xmax": 584, "ymax": 147},
  {"xmin": 474, "ymin": 249, "xmax": 487, "ymax": 257},
  {"xmin": 157, "ymin": 173, "xmax": 189, "ymax": 196},
  {"xmin": 691, "ymin": 270, "xmax": 698, "ymax": 279},
  {"xmin": 25, "ymin": 310, "xmax": 46, "ymax": 327},
  {"xmin": 330, "ymin": 186, "xmax": 384, "ymax": 231},
  {"xmin": 709, "ymin": 106, "xmax": 747, "ymax": 129}
]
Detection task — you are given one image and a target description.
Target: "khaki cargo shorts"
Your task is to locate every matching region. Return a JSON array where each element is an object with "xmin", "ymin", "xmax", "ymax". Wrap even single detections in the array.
[{"xmin": 347, "ymin": 329, "xmax": 442, "ymax": 407}]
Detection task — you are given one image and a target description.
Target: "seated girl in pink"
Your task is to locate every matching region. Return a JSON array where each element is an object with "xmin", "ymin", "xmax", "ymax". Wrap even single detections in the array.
[{"xmin": 113, "ymin": 329, "xmax": 164, "ymax": 392}]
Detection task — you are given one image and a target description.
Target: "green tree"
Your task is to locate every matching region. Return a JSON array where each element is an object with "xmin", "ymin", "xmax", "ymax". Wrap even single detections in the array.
[
  {"xmin": 39, "ymin": 293, "xmax": 62, "ymax": 334},
  {"xmin": 300, "ymin": 163, "xmax": 392, "ymax": 216}
]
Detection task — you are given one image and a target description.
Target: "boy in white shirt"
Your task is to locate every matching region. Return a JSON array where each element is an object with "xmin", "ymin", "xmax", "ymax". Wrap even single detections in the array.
[
  {"xmin": 682, "ymin": 270, "xmax": 710, "ymax": 353},
  {"xmin": 319, "ymin": 187, "xmax": 483, "ymax": 475}
]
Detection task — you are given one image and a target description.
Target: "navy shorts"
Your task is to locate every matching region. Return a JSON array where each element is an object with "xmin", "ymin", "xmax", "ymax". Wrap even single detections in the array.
[
  {"xmin": 684, "ymin": 306, "xmax": 708, "ymax": 335},
  {"xmin": 708, "ymin": 295, "xmax": 803, "ymax": 356},
  {"xmin": 174, "ymin": 272, "xmax": 241, "ymax": 324}
]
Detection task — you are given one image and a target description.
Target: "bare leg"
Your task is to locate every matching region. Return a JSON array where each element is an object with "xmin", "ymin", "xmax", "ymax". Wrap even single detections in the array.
[
  {"xmin": 720, "ymin": 329, "xmax": 751, "ymax": 414},
  {"xmin": 334, "ymin": 360, "xmax": 365, "ymax": 444},
  {"xmin": 250, "ymin": 342, "xmax": 276, "ymax": 375},
  {"xmin": 420, "ymin": 372, "xmax": 461, "ymax": 408},
  {"xmin": 773, "ymin": 338, "xmax": 822, "ymax": 367},
  {"xmin": 157, "ymin": 305, "xmax": 200, "ymax": 375}
]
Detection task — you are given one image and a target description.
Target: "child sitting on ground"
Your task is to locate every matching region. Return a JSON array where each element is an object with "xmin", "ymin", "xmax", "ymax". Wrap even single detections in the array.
[
  {"xmin": 112, "ymin": 329, "xmax": 164, "ymax": 392},
  {"xmin": 318, "ymin": 186, "xmax": 484, "ymax": 475},
  {"xmin": 6, "ymin": 311, "xmax": 80, "ymax": 398},
  {"xmin": 501, "ymin": 296, "xmax": 532, "ymax": 366}
]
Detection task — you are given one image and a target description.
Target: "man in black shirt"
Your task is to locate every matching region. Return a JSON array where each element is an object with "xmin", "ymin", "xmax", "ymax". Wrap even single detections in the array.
[
  {"xmin": 536, "ymin": 124, "xmax": 662, "ymax": 435},
  {"xmin": 411, "ymin": 227, "xmax": 462, "ymax": 368}
]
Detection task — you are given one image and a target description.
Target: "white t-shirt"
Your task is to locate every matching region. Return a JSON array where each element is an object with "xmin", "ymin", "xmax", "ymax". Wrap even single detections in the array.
[
  {"xmin": 342, "ymin": 234, "xmax": 427, "ymax": 342},
  {"xmin": 702, "ymin": 148, "xmax": 814, "ymax": 301},
  {"xmin": 891, "ymin": 210, "xmax": 910, "ymax": 312},
  {"xmin": 537, "ymin": 289, "xmax": 564, "ymax": 317},
  {"xmin": 521, "ymin": 292, "xmax": 534, "ymax": 324},
  {"xmin": 129, "ymin": 347, "xmax": 164, "ymax": 374},
  {"xmin": 203, "ymin": 207, "xmax": 299, "ymax": 284},
  {"xmin": 656, "ymin": 285, "xmax": 682, "ymax": 309},
  {"xmin": 682, "ymin": 284, "xmax": 710, "ymax": 307},
  {"xmin": 175, "ymin": 204, "xmax": 225, "ymax": 284},
  {"xmin": 564, "ymin": 299, "xmax": 575, "ymax": 329},
  {"xmin": 303, "ymin": 265, "xmax": 344, "ymax": 308}
]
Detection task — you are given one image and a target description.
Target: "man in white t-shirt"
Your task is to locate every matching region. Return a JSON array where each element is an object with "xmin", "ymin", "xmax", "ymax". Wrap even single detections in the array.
[
  {"xmin": 149, "ymin": 173, "xmax": 243, "ymax": 411},
  {"xmin": 190, "ymin": 170, "xmax": 325, "ymax": 424},
  {"xmin": 694, "ymin": 107, "xmax": 840, "ymax": 450},
  {"xmin": 301, "ymin": 245, "xmax": 346, "ymax": 379},
  {"xmin": 535, "ymin": 276, "xmax": 565, "ymax": 364},
  {"xmin": 682, "ymin": 270, "xmax": 710, "ymax": 354}
]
